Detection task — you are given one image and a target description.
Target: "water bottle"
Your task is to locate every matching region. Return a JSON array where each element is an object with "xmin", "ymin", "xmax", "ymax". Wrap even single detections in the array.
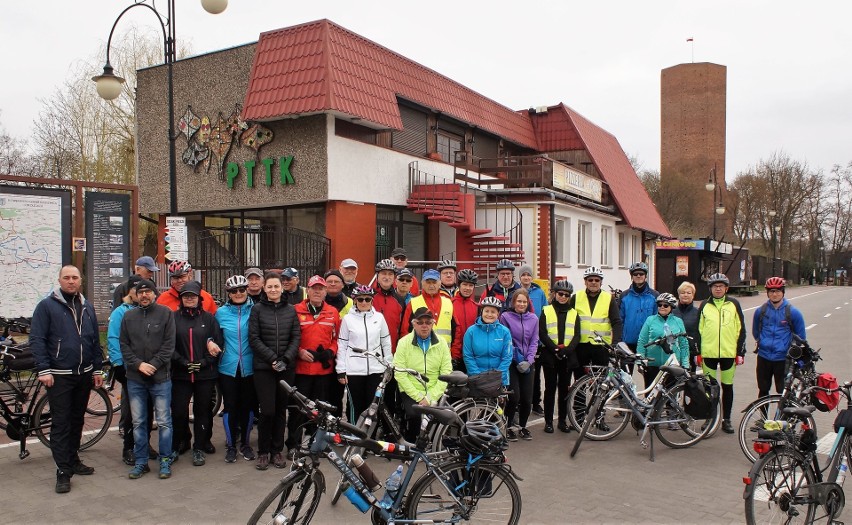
[
  {"xmin": 619, "ymin": 370, "xmax": 636, "ymax": 393},
  {"xmin": 342, "ymin": 485, "xmax": 370, "ymax": 513},
  {"xmin": 838, "ymin": 458, "xmax": 848, "ymax": 487},
  {"xmin": 380, "ymin": 465, "xmax": 404, "ymax": 508},
  {"xmin": 349, "ymin": 454, "xmax": 381, "ymax": 491}
]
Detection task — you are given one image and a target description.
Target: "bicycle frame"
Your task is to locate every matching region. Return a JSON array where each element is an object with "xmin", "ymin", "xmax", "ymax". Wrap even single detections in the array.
[{"xmin": 0, "ymin": 368, "xmax": 47, "ymax": 460}]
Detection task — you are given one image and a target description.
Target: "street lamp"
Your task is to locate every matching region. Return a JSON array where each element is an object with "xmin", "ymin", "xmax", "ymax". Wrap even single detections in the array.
[
  {"xmin": 705, "ymin": 163, "xmax": 725, "ymax": 240},
  {"xmin": 92, "ymin": 0, "xmax": 228, "ymax": 215}
]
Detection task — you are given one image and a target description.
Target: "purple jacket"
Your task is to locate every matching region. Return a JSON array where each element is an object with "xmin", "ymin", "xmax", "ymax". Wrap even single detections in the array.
[{"xmin": 499, "ymin": 310, "xmax": 539, "ymax": 364}]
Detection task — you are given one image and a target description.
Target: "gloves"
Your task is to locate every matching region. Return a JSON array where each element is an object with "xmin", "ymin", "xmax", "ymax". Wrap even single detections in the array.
[
  {"xmin": 186, "ymin": 362, "xmax": 201, "ymax": 374},
  {"xmin": 272, "ymin": 360, "xmax": 287, "ymax": 372},
  {"xmin": 695, "ymin": 355, "xmax": 703, "ymax": 366},
  {"xmin": 736, "ymin": 355, "xmax": 744, "ymax": 366},
  {"xmin": 516, "ymin": 361, "xmax": 531, "ymax": 374},
  {"xmin": 452, "ymin": 358, "xmax": 464, "ymax": 371}
]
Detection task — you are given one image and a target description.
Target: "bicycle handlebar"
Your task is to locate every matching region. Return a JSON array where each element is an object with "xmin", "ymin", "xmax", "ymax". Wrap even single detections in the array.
[
  {"xmin": 642, "ymin": 333, "xmax": 689, "ymax": 349},
  {"xmin": 350, "ymin": 349, "xmax": 429, "ymax": 384}
]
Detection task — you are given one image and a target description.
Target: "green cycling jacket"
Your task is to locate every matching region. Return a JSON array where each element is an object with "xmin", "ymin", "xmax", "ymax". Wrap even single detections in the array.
[{"xmin": 697, "ymin": 296, "xmax": 746, "ymax": 359}]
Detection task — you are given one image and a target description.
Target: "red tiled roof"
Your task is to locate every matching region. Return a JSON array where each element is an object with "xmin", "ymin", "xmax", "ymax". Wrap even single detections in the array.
[
  {"xmin": 528, "ymin": 104, "xmax": 671, "ymax": 238},
  {"xmin": 243, "ymin": 19, "xmax": 538, "ymax": 149}
]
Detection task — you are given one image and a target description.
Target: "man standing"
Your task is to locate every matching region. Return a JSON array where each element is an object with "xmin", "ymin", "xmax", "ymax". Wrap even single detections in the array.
[
  {"xmin": 112, "ymin": 256, "xmax": 160, "ymax": 310},
  {"xmin": 480, "ymin": 259, "xmax": 522, "ymax": 307},
  {"xmin": 391, "ymin": 247, "xmax": 419, "ymax": 295},
  {"xmin": 752, "ymin": 277, "xmax": 806, "ymax": 397},
  {"xmin": 31, "ymin": 265, "xmax": 104, "ymax": 493},
  {"xmin": 157, "ymin": 260, "xmax": 218, "ymax": 315},
  {"xmin": 698, "ymin": 273, "xmax": 746, "ymax": 434},
  {"xmin": 450, "ymin": 269, "xmax": 479, "ymax": 372},
  {"xmin": 569, "ymin": 267, "xmax": 622, "ymax": 370},
  {"xmin": 619, "ymin": 262, "xmax": 659, "ymax": 372},
  {"xmin": 281, "ymin": 268, "xmax": 306, "ymax": 305},
  {"xmin": 371, "ymin": 259, "xmax": 405, "ymax": 351},
  {"xmin": 395, "ymin": 268, "xmax": 415, "ymax": 304},
  {"xmin": 437, "ymin": 260, "xmax": 458, "ymax": 298},
  {"xmin": 244, "ymin": 267, "xmax": 265, "ymax": 303},
  {"xmin": 120, "ymin": 278, "xmax": 177, "ymax": 479},
  {"xmin": 401, "ymin": 269, "xmax": 453, "ymax": 346},
  {"xmin": 339, "ymin": 259, "xmax": 362, "ymax": 297}
]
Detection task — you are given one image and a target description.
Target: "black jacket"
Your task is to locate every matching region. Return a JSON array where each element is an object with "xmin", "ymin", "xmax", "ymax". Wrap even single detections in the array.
[
  {"xmin": 538, "ymin": 301, "xmax": 581, "ymax": 368},
  {"xmin": 172, "ymin": 306, "xmax": 223, "ymax": 381},
  {"xmin": 248, "ymin": 298, "xmax": 301, "ymax": 371},
  {"xmin": 120, "ymin": 303, "xmax": 176, "ymax": 383},
  {"xmin": 671, "ymin": 302, "xmax": 700, "ymax": 356},
  {"xmin": 30, "ymin": 290, "xmax": 102, "ymax": 377}
]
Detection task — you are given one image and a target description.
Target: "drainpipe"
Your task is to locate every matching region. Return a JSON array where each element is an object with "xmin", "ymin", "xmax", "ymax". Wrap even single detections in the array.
[{"xmin": 550, "ymin": 203, "xmax": 556, "ymax": 284}]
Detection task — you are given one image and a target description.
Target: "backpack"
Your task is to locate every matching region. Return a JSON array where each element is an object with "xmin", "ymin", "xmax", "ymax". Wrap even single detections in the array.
[
  {"xmin": 813, "ymin": 373, "xmax": 840, "ymax": 412},
  {"xmin": 684, "ymin": 375, "xmax": 720, "ymax": 419},
  {"xmin": 756, "ymin": 303, "xmax": 792, "ymax": 337}
]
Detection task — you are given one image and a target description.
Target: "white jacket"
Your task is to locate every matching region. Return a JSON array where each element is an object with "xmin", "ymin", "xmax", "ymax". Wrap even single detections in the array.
[{"xmin": 337, "ymin": 307, "xmax": 393, "ymax": 376}]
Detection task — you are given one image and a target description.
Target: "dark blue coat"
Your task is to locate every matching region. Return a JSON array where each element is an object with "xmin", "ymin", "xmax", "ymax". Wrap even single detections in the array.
[{"xmin": 30, "ymin": 290, "xmax": 103, "ymax": 377}]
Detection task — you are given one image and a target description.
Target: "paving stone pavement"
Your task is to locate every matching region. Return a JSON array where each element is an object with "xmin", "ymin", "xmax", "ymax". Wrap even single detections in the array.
[{"xmin": 2, "ymin": 286, "xmax": 850, "ymax": 524}]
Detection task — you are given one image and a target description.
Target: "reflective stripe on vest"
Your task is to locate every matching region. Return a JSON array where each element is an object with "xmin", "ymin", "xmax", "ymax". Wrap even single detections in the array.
[
  {"xmin": 575, "ymin": 291, "xmax": 613, "ymax": 344},
  {"xmin": 542, "ymin": 305, "xmax": 577, "ymax": 345},
  {"xmin": 409, "ymin": 294, "xmax": 453, "ymax": 345}
]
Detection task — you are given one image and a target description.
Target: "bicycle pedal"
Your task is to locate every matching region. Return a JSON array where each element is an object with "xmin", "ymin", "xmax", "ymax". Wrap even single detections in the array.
[{"xmin": 640, "ymin": 440, "xmax": 648, "ymax": 449}]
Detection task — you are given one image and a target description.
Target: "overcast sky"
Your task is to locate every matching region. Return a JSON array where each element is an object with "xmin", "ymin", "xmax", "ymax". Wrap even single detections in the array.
[{"xmin": 2, "ymin": 0, "xmax": 850, "ymax": 179}]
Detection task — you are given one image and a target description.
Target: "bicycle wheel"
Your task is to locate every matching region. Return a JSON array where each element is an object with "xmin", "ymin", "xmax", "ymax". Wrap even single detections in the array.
[
  {"xmin": 738, "ymin": 396, "xmax": 816, "ymax": 464},
  {"xmin": 653, "ymin": 382, "xmax": 717, "ymax": 449},
  {"xmin": 89, "ymin": 382, "xmax": 122, "ymax": 416},
  {"xmin": 405, "ymin": 460, "xmax": 521, "ymax": 524},
  {"xmin": 34, "ymin": 387, "xmax": 113, "ymax": 451},
  {"xmin": 566, "ymin": 380, "xmax": 629, "ymax": 441},
  {"xmin": 744, "ymin": 448, "xmax": 817, "ymax": 525},
  {"xmin": 430, "ymin": 399, "xmax": 506, "ymax": 453},
  {"xmin": 248, "ymin": 468, "xmax": 324, "ymax": 525}
]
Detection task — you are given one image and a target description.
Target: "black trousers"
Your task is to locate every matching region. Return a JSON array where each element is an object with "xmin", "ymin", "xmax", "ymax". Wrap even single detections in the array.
[
  {"xmin": 346, "ymin": 374, "xmax": 383, "ymax": 423},
  {"xmin": 219, "ymin": 371, "xmax": 257, "ymax": 448},
  {"xmin": 172, "ymin": 378, "xmax": 217, "ymax": 452},
  {"xmin": 532, "ymin": 359, "xmax": 543, "ymax": 407},
  {"xmin": 47, "ymin": 373, "xmax": 92, "ymax": 474},
  {"xmin": 543, "ymin": 359, "xmax": 574, "ymax": 424},
  {"xmin": 254, "ymin": 368, "xmax": 294, "ymax": 455},
  {"xmin": 576, "ymin": 343, "xmax": 609, "ymax": 368},
  {"xmin": 287, "ymin": 374, "xmax": 335, "ymax": 450},
  {"xmin": 399, "ymin": 393, "xmax": 424, "ymax": 442},
  {"xmin": 756, "ymin": 356, "xmax": 786, "ymax": 398},
  {"xmin": 506, "ymin": 367, "xmax": 534, "ymax": 429}
]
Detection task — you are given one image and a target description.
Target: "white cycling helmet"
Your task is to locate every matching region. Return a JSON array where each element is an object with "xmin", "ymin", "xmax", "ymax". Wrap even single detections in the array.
[
  {"xmin": 479, "ymin": 296, "xmax": 503, "ymax": 310},
  {"xmin": 225, "ymin": 274, "xmax": 249, "ymax": 290},
  {"xmin": 583, "ymin": 266, "xmax": 604, "ymax": 279}
]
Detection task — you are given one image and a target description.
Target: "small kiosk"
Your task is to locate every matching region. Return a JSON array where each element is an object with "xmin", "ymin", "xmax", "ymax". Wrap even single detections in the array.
[{"xmin": 654, "ymin": 238, "xmax": 752, "ymax": 300}]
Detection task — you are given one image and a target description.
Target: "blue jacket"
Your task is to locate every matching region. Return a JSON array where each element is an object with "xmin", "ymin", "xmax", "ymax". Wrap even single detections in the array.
[
  {"xmin": 463, "ymin": 317, "xmax": 513, "ymax": 385},
  {"xmin": 751, "ymin": 299, "xmax": 806, "ymax": 362},
  {"xmin": 107, "ymin": 301, "xmax": 136, "ymax": 366},
  {"xmin": 619, "ymin": 284, "xmax": 659, "ymax": 345},
  {"xmin": 215, "ymin": 299, "xmax": 254, "ymax": 377},
  {"xmin": 637, "ymin": 313, "xmax": 690, "ymax": 368},
  {"xmin": 30, "ymin": 289, "xmax": 103, "ymax": 377},
  {"xmin": 525, "ymin": 283, "xmax": 548, "ymax": 315}
]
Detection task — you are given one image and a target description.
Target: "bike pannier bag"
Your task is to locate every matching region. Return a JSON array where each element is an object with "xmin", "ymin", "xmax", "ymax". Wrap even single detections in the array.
[
  {"xmin": 2, "ymin": 346, "xmax": 35, "ymax": 371},
  {"xmin": 834, "ymin": 409, "xmax": 852, "ymax": 434},
  {"xmin": 466, "ymin": 370, "xmax": 503, "ymax": 399},
  {"xmin": 813, "ymin": 373, "xmax": 840, "ymax": 412},
  {"xmin": 684, "ymin": 375, "xmax": 719, "ymax": 419}
]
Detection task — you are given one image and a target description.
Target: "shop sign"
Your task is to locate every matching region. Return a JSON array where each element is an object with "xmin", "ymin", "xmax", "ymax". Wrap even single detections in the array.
[
  {"xmin": 552, "ymin": 161, "xmax": 603, "ymax": 202},
  {"xmin": 225, "ymin": 156, "xmax": 295, "ymax": 189},
  {"xmin": 655, "ymin": 239, "xmax": 705, "ymax": 250}
]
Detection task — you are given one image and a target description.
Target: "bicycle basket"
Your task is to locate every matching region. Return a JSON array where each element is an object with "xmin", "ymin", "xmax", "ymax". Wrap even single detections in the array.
[
  {"xmin": 683, "ymin": 375, "xmax": 719, "ymax": 419},
  {"xmin": 813, "ymin": 373, "xmax": 840, "ymax": 412},
  {"xmin": 466, "ymin": 370, "xmax": 503, "ymax": 399}
]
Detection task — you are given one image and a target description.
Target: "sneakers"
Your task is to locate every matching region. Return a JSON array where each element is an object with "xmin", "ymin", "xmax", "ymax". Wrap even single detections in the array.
[
  {"xmin": 55, "ymin": 472, "xmax": 71, "ymax": 494},
  {"xmin": 543, "ymin": 423, "xmax": 554, "ymax": 433},
  {"xmin": 204, "ymin": 443, "xmax": 216, "ymax": 454},
  {"xmin": 506, "ymin": 429, "xmax": 518, "ymax": 442},
  {"xmin": 272, "ymin": 452, "xmax": 287, "ymax": 469},
  {"xmin": 722, "ymin": 419, "xmax": 734, "ymax": 434},
  {"xmin": 122, "ymin": 448, "xmax": 135, "ymax": 466},
  {"xmin": 128, "ymin": 463, "xmax": 150, "ymax": 479},
  {"xmin": 159, "ymin": 457, "xmax": 172, "ymax": 479},
  {"xmin": 531, "ymin": 404, "xmax": 544, "ymax": 416},
  {"xmin": 168, "ymin": 451, "xmax": 179, "ymax": 465},
  {"xmin": 256, "ymin": 453, "xmax": 270, "ymax": 471},
  {"xmin": 241, "ymin": 444, "xmax": 257, "ymax": 461},
  {"xmin": 558, "ymin": 421, "xmax": 572, "ymax": 434},
  {"xmin": 596, "ymin": 420, "xmax": 611, "ymax": 432},
  {"xmin": 225, "ymin": 447, "xmax": 238, "ymax": 463},
  {"xmin": 519, "ymin": 428, "xmax": 532, "ymax": 441},
  {"xmin": 192, "ymin": 449, "xmax": 206, "ymax": 466},
  {"xmin": 71, "ymin": 462, "xmax": 95, "ymax": 475}
]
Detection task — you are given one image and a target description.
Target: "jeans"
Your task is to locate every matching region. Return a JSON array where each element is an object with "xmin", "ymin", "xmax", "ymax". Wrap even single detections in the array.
[
  {"xmin": 127, "ymin": 379, "xmax": 173, "ymax": 465},
  {"xmin": 47, "ymin": 373, "xmax": 92, "ymax": 474}
]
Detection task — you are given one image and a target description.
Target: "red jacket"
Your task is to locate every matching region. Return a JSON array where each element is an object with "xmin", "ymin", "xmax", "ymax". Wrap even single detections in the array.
[
  {"xmin": 157, "ymin": 287, "xmax": 218, "ymax": 315},
  {"xmin": 371, "ymin": 284, "xmax": 405, "ymax": 351},
  {"xmin": 450, "ymin": 294, "xmax": 479, "ymax": 360},
  {"xmin": 293, "ymin": 300, "xmax": 340, "ymax": 376}
]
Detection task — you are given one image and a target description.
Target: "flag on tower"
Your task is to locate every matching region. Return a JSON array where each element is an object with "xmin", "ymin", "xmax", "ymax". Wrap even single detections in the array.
[{"xmin": 686, "ymin": 37, "xmax": 694, "ymax": 42}]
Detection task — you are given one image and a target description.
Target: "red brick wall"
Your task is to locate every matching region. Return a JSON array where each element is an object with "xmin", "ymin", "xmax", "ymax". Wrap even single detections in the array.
[{"xmin": 325, "ymin": 201, "xmax": 376, "ymax": 275}]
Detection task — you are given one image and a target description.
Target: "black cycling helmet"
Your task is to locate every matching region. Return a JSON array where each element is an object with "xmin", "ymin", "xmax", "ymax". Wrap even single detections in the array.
[
  {"xmin": 552, "ymin": 280, "xmax": 573, "ymax": 294},
  {"xmin": 457, "ymin": 269, "xmax": 478, "ymax": 284},
  {"xmin": 495, "ymin": 259, "xmax": 515, "ymax": 271},
  {"xmin": 459, "ymin": 420, "xmax": 504, "ymax": 455},
  {"xmin": 436, "ymin": 260, "xmax": 457, "ymax": 271}
]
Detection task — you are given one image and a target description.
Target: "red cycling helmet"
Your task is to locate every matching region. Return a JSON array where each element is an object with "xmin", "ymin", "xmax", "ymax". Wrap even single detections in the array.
[{"xmin": 765, "ymin": 277, "xmax": 786, "ymax": 290}]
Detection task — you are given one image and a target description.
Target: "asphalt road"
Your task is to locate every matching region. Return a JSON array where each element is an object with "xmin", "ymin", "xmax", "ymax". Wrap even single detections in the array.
[{"xmin": 2, "ymin": 285, "xmax": 850, "ymax": 524}]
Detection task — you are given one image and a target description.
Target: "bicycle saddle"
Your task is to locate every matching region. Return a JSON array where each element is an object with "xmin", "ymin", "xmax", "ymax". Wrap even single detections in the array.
[
  {"xmin": 439, "ymin": 371, "xmax": 469, "ymax": 385},
  {"xmin": 660, "ymin": 366, "xmax": 687, "ymax": 379},
  {"xmin": 411, "ymin": 405, "xmax": 463, "ymax": 428},
  {"xmin": 782, "ymin": 406, "xmax": 816, "ymax": 419}
]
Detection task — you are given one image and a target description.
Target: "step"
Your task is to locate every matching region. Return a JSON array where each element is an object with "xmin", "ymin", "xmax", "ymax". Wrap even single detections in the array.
[
  {"xmin": 408, "ymin": 191, "xmax": 462, "ymax": 200},
  {"xmin": 472, "ymin": 242, "xmax": 522, "ymax": 249},
  {"xmin": 464, "ymin": 229, "xmax": 494, "ymax": 237},
  {"xmin": 411, "ymin": 209, "xmax": 464, "ymax": 220},
  {"xmin": 448, "ymin": 222, "xmax": 473, "ymax": 230},
  {"xmin": 407, "ymin": 196, "xmax": 463, "ymax": 205},
  {"xmin": 412, "ymin": 183, "xmax": 460, "ymax": 192}
]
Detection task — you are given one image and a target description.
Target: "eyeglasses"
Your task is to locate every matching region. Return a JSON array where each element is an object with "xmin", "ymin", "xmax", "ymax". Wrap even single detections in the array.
[
  {"xmin": 585, "ymin": 278, "xmax": 601, "ymax": 283},
  {"xmin": 228, "ymin": 287, "xmax": 248, "ymax": 294},
  {"xmin": 657, "ymin": 303, "xmax": 672, "ymax": 308},
  {"xmin": 393, "ymin": 256, "xmax": 407, "ymax": 261},
  {"xmin": 397, "ymin": 278, "xmax": 412, "ymax": 283},
  {"xmin": 555, "ymin": 292, "xmax": 571, "ymax": 298},
  {"xmin": 631, "ymin": 273, "xmax": 647, "ymax": 277},
  {"xmin": 414, "ymin": 319, "xmax": 434, "ymax": 325},
  {"xmin": 355, "ymin": 297, "xmax": 373, "ymax": 303}
]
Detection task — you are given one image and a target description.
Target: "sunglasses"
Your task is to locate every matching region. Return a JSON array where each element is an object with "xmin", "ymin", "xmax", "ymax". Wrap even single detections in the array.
[
  {"xmin": 397, "ymin": 278, "xmax": 412, "ymax": 283},
  {"xmin": 585, "ymin": 278, "xmax": 601, "ymax": 283},
  {"xmin": 228, "ymin": 287, "xmax": 248, "ymax": 294},
  {"xmin": 393, "ymin": 256, "xmax": 407, "ymax": 261},
  {"xmin": 555, "ymin": 292, "xmax": 571, "ymax": 298},
  {"xmin": 657, "ymin": 303, "xmax": 672, "ymax": 308},
  {"xmin": 355, "ymin": 297, "xmax": 373, "ymax": 303},
  {"xmin": 414, "ymin": 319, "xmax": 434, "ymax": 325},
  {"xmin": 631, "ymin": 273, "xmax": 647, "ymax": 277}
]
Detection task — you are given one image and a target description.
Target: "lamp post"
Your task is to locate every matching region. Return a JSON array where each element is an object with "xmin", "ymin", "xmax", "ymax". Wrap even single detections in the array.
[
  {"xmin": 769, "ymin": 209, "xmax": 777, "ymax": 275},
  {"xmin": 93, "ymin": 0, "xmax": 228, "ymax": 216},
  {"xmin": 704, "ymin": 163, "xmax": 726, "ymax": 240}
]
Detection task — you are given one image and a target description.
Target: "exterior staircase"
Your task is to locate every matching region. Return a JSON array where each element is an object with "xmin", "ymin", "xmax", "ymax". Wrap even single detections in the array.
[{"xmin": 407, "ymin": 162, "xmax": 524, "ymax": 277}]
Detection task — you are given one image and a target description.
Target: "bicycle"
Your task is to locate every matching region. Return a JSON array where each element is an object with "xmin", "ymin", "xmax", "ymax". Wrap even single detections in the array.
[
  {"xmin": 738, "ymin": 334, "xmax": 823, "ymax": 464},
  {"xmin": 569, "ymin": 334, "xmax": 720, "ymax": 461},
  {"xmin": 743, "ymin": 379, "xmax": 852, "ymax": 524},
  {"xmin": 248, "ymin": 379, "xmax": 523, "ymax": 525},
  {"xmin": 0, "ymin": 344, "xmax": 113, "ymax": 460}
]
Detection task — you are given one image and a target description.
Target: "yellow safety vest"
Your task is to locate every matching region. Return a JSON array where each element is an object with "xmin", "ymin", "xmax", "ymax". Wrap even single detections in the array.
[
  {"xmin": 339, "ymin": 297, "xmax": 353, "ymax": 319},
  {"xmin": 575, "ymin": 291, "xmax": 612, "ymax": 344},
  {"xmin": 409, "ymin": 294, "xmax": 453, "ymax": 345},
  {"xmin": 542, "ymin": 305, "xmax": 578, "ymax": 345}
]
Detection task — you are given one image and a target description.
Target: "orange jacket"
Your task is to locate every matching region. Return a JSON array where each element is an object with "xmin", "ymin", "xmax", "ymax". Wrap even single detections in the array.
[{"xmin": 157, "ymin": 287, "xmax": 218, "ymax": 315}]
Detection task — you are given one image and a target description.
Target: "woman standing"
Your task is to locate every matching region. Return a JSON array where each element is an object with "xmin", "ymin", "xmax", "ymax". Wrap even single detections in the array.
[
  {"xmin": 462, "ymin": 296, "xmax": 512, "ymax": 389},
  {"xmin": 538, "ymin": 280, "xmax": 580, "ymax": 434},
  {"xmin": 249, "ymin": 272, "xmax": 300, "ymax": 470},
  {"xmin": 499, "ymin": 288, "xmax": 539, "ymax": 442},
  {"xmin": 215, "ymin": 275, "xmax": 258, "ymax": 463},
  {"xmin": 336, "ymin": 285, "xmax": 393, "ymax": 422},
  {"xmin": 637, "ymin": 293, "xmax": 690, "ymax": 387},
  {"xmin": 171, "ymin": 281, "xmax": 223, "ymax": 467},
  {"xmin": 670, "ymin": 281, "xmax": 700, "ymax": 371}
]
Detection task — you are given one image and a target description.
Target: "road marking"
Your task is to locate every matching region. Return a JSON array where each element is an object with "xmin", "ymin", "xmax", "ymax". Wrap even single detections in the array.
[
  {"xmin": 805, "ymin": 324, "xmax": 817, "ymax": 330},
  {"xmin": 742, "ymin": 288, "xmax": 835, "ymax": 312},
  {"xmin": 817, "ymin": 432, "xmax": 838, "ymax": 455},
  {"xmin": 0, "ymin": 426, "xmax": 119, "ymax": 449},
  {"xmin": 824, "ymin": 313, "xmax": 831, "ymax": 318},
  {"xmin": 835, "ymin": 306, "xmax": 842, "ymax": 310}
]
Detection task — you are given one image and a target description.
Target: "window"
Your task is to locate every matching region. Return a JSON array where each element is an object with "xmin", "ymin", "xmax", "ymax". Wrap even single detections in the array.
[
  {"xmin": 577, "ymin": 221, "xmax": 591, "ymax": 265},
  {"xmin": 601, "ymin": 226, "xmax": 612, "ymax": 267},
  {"xmin": 631, "ymin": 234, "xmax": 641, "ymax": 263},
  {"xmin": 618, "ymin": 232, "xmax": 629, "ymax": 267},
  {"xmin": 555, "ymin": 217, "xmax": 569, "ymax": 264},
  {"xmin": 436, "ymin": 132, "xmax": 462, "ymax": 163}
]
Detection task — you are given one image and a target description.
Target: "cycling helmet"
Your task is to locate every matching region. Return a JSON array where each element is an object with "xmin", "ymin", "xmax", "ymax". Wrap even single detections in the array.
[
  {"xmin": 707, "ymin": 273, "xmax": 730, "ymax": 286},
  {"xmin": 628, "ymin": 262, "xmax": 649, "ymax": 275},
  {"xmin": 352, "ymin": 284, "xmax": 375, "ymax": 297},
  {"xmin": 656, "ymin": 292, "xmax": 677, "ymax": 307},
  {"xmin": 436, "ymin": 260, "xmax": 457, "ymax": 271},
  {"xmin": 495, "ymin": 259, "xmax": 515, "ymax": 271},
  {"xmin": 479, "ymin": 296, "xmax": 503, "ymax": 310},
  {"xmin": 765, "ymin": 277, "xmax": 786, "ymax": 290},
  {"xmin": 168, "ymin": 260, "xmax": 192, "ymax": 277},
  {"xmin": 457, "ymin": 269, "xmax": 478, "ymax": 284},
  {"xmin": 225, "ymin": 274, "xmax": 249, "ymax": 291},
  {"xmin": 583, "ymin": 266, "xmax": 604, "ymax": 279},
  {"xmin": 459, "ymin": 420, "xmax": 504, "ymax": 455},
  {"xmin": 375, "ymin": 259, "xmax": 397, "ymax": 273},
  {"xmin": 552, "ymin": 280, "xmax": 574, "ymax": 294}
]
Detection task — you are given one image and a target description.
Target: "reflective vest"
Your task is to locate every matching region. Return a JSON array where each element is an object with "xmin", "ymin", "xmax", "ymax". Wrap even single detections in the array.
[
  {"xmin": 542, "ymin": 305, "xmax": 578, "ymax": 345},
  {"xmin": 575, "ymin": 291, "xmax": 612, "ymax": 344},
  {"xmin": 338, "ymin": 297, "xmax": 353, "ymax": 319},
  {"xmin": 409, "ymin": 294, "xmax": 453, "ymax": 345}
]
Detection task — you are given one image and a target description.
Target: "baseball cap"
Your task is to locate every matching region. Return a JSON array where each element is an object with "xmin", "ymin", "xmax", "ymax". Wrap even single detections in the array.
[
  {"xmin": 422, "ymin": 269, "xmax": 440, "ymax": 281},
  {"xmin": 282, "ymin": 267, "xmax": 298, "ymax": 279},
  {"xmin": 391, "ymin": 247, "xmax": 407, "ymax": 258},
  {"xmin": 127, "ymin": 274, "xmax": 143, "ymax": 290},
  {"xmin": 135, "ymin": 256, "xmax": 159, "ymax": 272},
  {"xmin": 340, "ymin": 258, "xmax": 358, "ymax": 269},
  {"xmin": 307, "ymin": 275, "xmax": 327, "ymax": 287},
  {"xmin": 396, "ymin": 268, "xmax": 413, "ymax": 280},
  {"xmin": 135, "ymin": 279, "xmax": 157, "ymax": 293},
  {"xmin": 179, "ymin": 280, "xmax": 202, "ymax": 296},
  {"xmin": 244, "ymin": 267, "xmax": 263, "ymax": 279},
  {"xmin": 412, "ymin": 307, "xmax": 434, "ymax": 320}
]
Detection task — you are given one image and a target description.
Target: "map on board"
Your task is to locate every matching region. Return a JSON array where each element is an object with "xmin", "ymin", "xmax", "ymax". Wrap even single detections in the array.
[{"xmin": 0, "ymin": 189, "xmax": 70, "ymax": 319}]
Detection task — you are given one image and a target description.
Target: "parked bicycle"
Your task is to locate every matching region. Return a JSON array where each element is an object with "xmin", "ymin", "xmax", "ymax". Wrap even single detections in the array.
[
  {"xmin": 738, "ymin": 334, "xmax": 823, "ymax": 464},
  {"xmin": 743, "ymin": 379, "xmax": 852, "ymax": 524}
]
